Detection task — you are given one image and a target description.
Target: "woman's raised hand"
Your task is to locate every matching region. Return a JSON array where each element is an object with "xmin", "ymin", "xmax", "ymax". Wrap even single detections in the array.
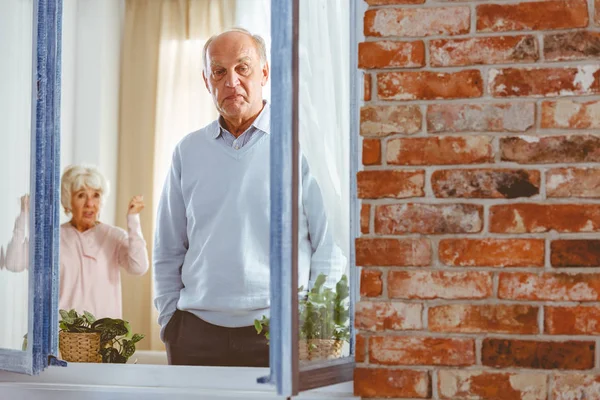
[{"xmin": 127, "ymin": 195, "xmax": 145, "ymax": 215}]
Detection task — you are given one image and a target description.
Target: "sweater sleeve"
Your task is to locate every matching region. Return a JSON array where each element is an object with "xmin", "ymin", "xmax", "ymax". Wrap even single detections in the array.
[
  {"xmin": 153, "ymin": 145, "xmax": 188, "ymax": 341},
  {"xmin": 116, "ymin": 214, "xmax": 150, "ymax": 276},
  {"xmin": 5, "ymin": 209, "xmax": 29, "ymax": 273},
  {"xmin": 301, "ymin": 155, "xmax": 346, "ymax": 290}
]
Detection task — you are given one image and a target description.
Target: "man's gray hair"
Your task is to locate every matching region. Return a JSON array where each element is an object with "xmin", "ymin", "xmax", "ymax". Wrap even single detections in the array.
[{"xmin": 203, "ymin": 27, "xmax": 267, "ymax": 74}]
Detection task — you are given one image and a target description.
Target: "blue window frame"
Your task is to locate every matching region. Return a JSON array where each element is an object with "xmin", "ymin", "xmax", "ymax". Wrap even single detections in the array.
[
  {"xmin": 267, "ymin": 0, "xmax": 359, "ymax": 396},
  {"xmin": 0, "ymin": 0, "xmax": 62, "ymax": 376}
]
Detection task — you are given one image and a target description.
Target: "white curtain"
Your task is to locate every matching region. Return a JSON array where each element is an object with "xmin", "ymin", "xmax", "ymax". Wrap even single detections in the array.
[
  {"xmin": 299, "ymin": 0, "xmax": 350, "ymax": 261},
  {"xmin": 0, "ymin": 0, "xmax": 33, "ymax": 350},
  {"xmin": 234, "ymin": 0, "xmax": 271, "ymax": 102},
  {"xmin": 237, "ymin": 0, "xmax": 350, "ymax": 261}
]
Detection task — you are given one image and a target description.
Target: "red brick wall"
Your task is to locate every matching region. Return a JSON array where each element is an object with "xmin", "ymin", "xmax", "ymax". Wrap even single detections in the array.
[{"xmin": 356, "ymin": 0, "xmax": 600, "ymax": 398}]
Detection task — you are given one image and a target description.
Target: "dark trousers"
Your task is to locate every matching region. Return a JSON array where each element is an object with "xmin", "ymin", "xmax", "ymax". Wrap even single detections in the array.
[{"xmin": 164, "ymin": 309, "xmax": 269, "ymax": 367}]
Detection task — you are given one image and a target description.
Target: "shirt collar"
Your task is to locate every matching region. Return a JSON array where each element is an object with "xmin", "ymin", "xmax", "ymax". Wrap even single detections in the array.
[{"xmin": 212, "ymin": 100, "xmax": 270, "ymax": 139}]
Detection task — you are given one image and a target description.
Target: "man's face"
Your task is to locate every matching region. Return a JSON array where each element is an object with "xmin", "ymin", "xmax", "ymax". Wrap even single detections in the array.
[{"xmin": 203, "ymin": 32, "xmax": 269, "ymax": 120}]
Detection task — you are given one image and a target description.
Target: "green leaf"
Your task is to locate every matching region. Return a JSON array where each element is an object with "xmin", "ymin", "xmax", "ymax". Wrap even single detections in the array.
[
  {"xmin": 101, "ymin": 347, "xmax": 120, "ymax": 363},
  {"xmin": 312, "ymin": 274, "xmax": 326, "ymax": 292},
  {"xmin": 83, "ymin": 311, "xmax": 96, "ymax": 324},
  {"xmin": 130, "ymin": 333, "xmax": 144, "ymax": 344},
  {"xmin": 254, "ymin": 319, "xmax": 262, "ymax": 334},
  {"xmin": 123, "ymin": 321, "xmax": 133, "ymax": 339},
  {"xmin": 122, "ymin": 340, "xmax": 136, "ymax": 359},
  {"xmin": 59, "ymin": 310, "xmax": 70, "ymax": 321},
  {"xmin": 67, "ymin": 309, "xmax": 79, "ymax": 319}
]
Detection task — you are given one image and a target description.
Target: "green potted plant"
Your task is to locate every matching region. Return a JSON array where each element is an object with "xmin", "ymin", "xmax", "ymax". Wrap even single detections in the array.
[
  {"xmin": 58, "ymin": 309, "xmax": 144, "ymax": 363},
  {"xmin": 255, "ymin": 273, "xmax": 350, "ymax": 361}
]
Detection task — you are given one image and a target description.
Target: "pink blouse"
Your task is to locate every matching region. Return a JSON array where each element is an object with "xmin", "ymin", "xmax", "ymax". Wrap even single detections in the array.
[{"xmin": 59, "ymin": 214, "xmax": 149, "ymax": 319}]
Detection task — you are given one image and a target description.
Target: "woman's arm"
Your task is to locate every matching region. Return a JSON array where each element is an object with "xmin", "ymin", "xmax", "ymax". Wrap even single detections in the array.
[
  {"xmin": 116, "ymin": 213, "xmax": 150, "ymax": 275},
  {"xmin": 5, "ymin": 195, "xmax": 30, "ymax": 273}
]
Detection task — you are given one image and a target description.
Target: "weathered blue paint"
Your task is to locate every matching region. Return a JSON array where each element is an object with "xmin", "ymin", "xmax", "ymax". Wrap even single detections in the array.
[
  {"xmin": 348, "ymin": 0, "xmax": 360, "ymax": 364},
  {"xmin": 0, "ymin": 0, "xmax": 62, "ymax": 375},
  {"xmin": 263, "ymin": 0, "xmax": 298, "ymax": 396}
]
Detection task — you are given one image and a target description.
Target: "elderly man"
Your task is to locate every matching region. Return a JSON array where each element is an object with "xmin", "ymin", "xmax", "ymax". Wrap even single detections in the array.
[{"xmin": 153, "ymin": 28, "xmax": 345, "ymax": 367}]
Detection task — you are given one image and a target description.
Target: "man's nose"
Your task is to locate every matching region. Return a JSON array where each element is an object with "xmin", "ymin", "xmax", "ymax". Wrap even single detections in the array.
[{"xmin": 225, "ymin": 71, "xmax": 240, "ymax": 88}]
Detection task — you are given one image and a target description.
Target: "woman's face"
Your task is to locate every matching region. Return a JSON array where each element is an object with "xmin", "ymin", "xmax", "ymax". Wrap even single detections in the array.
[{"xmin": 70, "ymin": 186, "xmax": 101, "ymax": 231}]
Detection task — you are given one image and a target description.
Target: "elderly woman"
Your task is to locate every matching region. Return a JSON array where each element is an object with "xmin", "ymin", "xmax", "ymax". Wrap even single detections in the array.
[{"xmin": 59, "ymin": 165, "xmax": 149, "ymax": 319}]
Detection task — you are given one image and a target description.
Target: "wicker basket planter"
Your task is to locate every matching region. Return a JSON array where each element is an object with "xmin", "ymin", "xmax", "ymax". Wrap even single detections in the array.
[
  {"xmin": 299, "ymin": 339, "xmax": 343, "ymax": 362},
  {"xmin": 58, "ymin": 331, "xmax": 102, "ymax": 363}
]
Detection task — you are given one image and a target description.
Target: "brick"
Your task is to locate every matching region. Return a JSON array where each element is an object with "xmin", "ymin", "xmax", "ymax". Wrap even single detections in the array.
[
  {"xmin": 542, "ymin": 100, "xmax": 600, "ymax": 129},
  {"xmin": 359, "ymin": 41, "xmax": 425, "ymax": 69},
  {"xmin": 545, "ymin": 32, "xmax": 600, "ymax": 61},
  {"xmin": 432, "ymin": 169, "xmax": 540, "ymax": 199},
  {"xmin": 490, "ymin": 204, "xmax": 600, "ymax": 233},
  {"xmin": 361, "ymin": 105, "xmax": 422, "ymax": 137},
  {"xmin": 378, "ymin": 70, "xmax": 483, "ymax": 101},
  {"xmin": 387, "ymin": 136, "xmax": 493, "ymax": 166},
  {"xmin": 370, "ymin": 336, "xmax": 476, "ymax": 366},
  {"xmin": 489, "ymin": 67, "xmax": 600, "ymax": 98},
  {"xmin": 482, "ymin": 339, "xmax": 595, "ymax": 370},
  {"xmin": 439, "ymin": 239, "xmax": 545, "ymax": 267},
  {"xmin": 358, "ymin": 170, "xmax": 425, "ymax": 199},
  {"xmin": 551, "ymin": 240, "xmax": 600, "ymax": 267},
  {"xmin": 430, "ymin": 36, "xmax": 538, "ymax": 67},
  {"xmin": 355, "ymin": 302, "xmax": 423, "ymax": 331},
  {"xmin": 365, "ymin": 7, "xmax": 470, "ymax": 37},
  {"xmin": 477, "ymin": 0, "xmax": 589, "ymax": 32},
  {"xmin": 354, "ymin": 368, "xmax": 430, "ymax": 399},
  {"xmin": 501, "ymin": 135, "xmax": 600, "ymax": 164},
  {"xmin": 498, "ymin": 272, "xmax": 600, "ymax": 301},
  {"xmin": 429, "ymin": 304, "xmax": 539, "ymax": 334},
  {"xmin": 366, "ymin": 0, "xmax": 425, "ymax": 4},
  {"xmin": 427, "ymin": 102, "xmax": 535, "ymax": 133},
  {"xmin": 438, "ymin": 370, "xmax": 547, "ymax": 400},
  {"xmin": 355, "ymin": 334, "xmax": 366, "ymax": 363},
  {"xmin": 360, "ymin": 269, "xmax": 383, "ymax": 297},
  {"xmin": 547, "ymin": 168, "xmax": 600, "ymax": 198},
  {"xmin": 362, "ymin": 139, "xmax": 381, "ymax": 166},
  {"xmin": 375, "ymin": 203, "xmax": 483, "ymax": 234},
  {"xmin": 388, "ymin": 271, "xmax": 493, "ymax": 299},
  {"xmin": 364, "ymin": 73, "xmax": 371, "ymax": 101},
  {"xmin": 552, "ymin": 374, "xmax": 600, "ymax": 400},
  {"xmin": 356, "ymin": 238, "xmax": 432, "ymax": 267},
  {"xmin": 361, "ymin": 204, "xmax": 370, "ymax": 234},
  {"xmin": 546, "ymin": 306, "xmax": 600, "ymax": 335}
]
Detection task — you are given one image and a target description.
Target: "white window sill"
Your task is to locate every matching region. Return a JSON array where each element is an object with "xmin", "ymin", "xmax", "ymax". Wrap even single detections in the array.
[{"xmin": 0, "ymin": 363, "xmax": 358, "ymax": 399}]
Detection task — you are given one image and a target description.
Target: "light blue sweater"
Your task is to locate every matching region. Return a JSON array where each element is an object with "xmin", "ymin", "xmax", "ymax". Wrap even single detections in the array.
[{"xmin": 153, "ymin": 104, "xmax": 346, "ymax": 340}]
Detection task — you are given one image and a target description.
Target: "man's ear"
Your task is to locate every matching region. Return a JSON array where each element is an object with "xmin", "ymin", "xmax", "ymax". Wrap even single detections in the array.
[
  {"xmin": 203, "ymin": 70, "xmax": 211, "ymax": 93},
  {"xmin": 261, "ymin": 62, "xmax": 269, "ymax": 86}
]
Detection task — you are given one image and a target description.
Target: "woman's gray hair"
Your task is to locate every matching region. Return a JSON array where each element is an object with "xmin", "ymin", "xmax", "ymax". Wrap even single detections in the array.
[
  {"xmin": 60, "ymin": 164, "xmax": 109, "ymax": 214},
  {"xmin": 203, "ymin": 27, "xmax": 267, "ymax": 74}
]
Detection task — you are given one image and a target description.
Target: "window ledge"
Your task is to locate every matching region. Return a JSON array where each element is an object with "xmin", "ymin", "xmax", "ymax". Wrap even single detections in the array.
[{"xmin": 0, "ymin": 364, "xmax": 358, "ymax": 399}]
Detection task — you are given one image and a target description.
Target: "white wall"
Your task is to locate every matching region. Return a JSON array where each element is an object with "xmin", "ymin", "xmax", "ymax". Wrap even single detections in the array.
[{"xmin": 60, "ymin": 0, "xmax": 123, "ymax": 226}]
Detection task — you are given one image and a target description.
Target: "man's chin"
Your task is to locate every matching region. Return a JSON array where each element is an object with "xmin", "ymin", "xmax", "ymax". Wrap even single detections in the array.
[{"xmin": 221, "ymin": 103, "xmax": 247, "ymax": 117}]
